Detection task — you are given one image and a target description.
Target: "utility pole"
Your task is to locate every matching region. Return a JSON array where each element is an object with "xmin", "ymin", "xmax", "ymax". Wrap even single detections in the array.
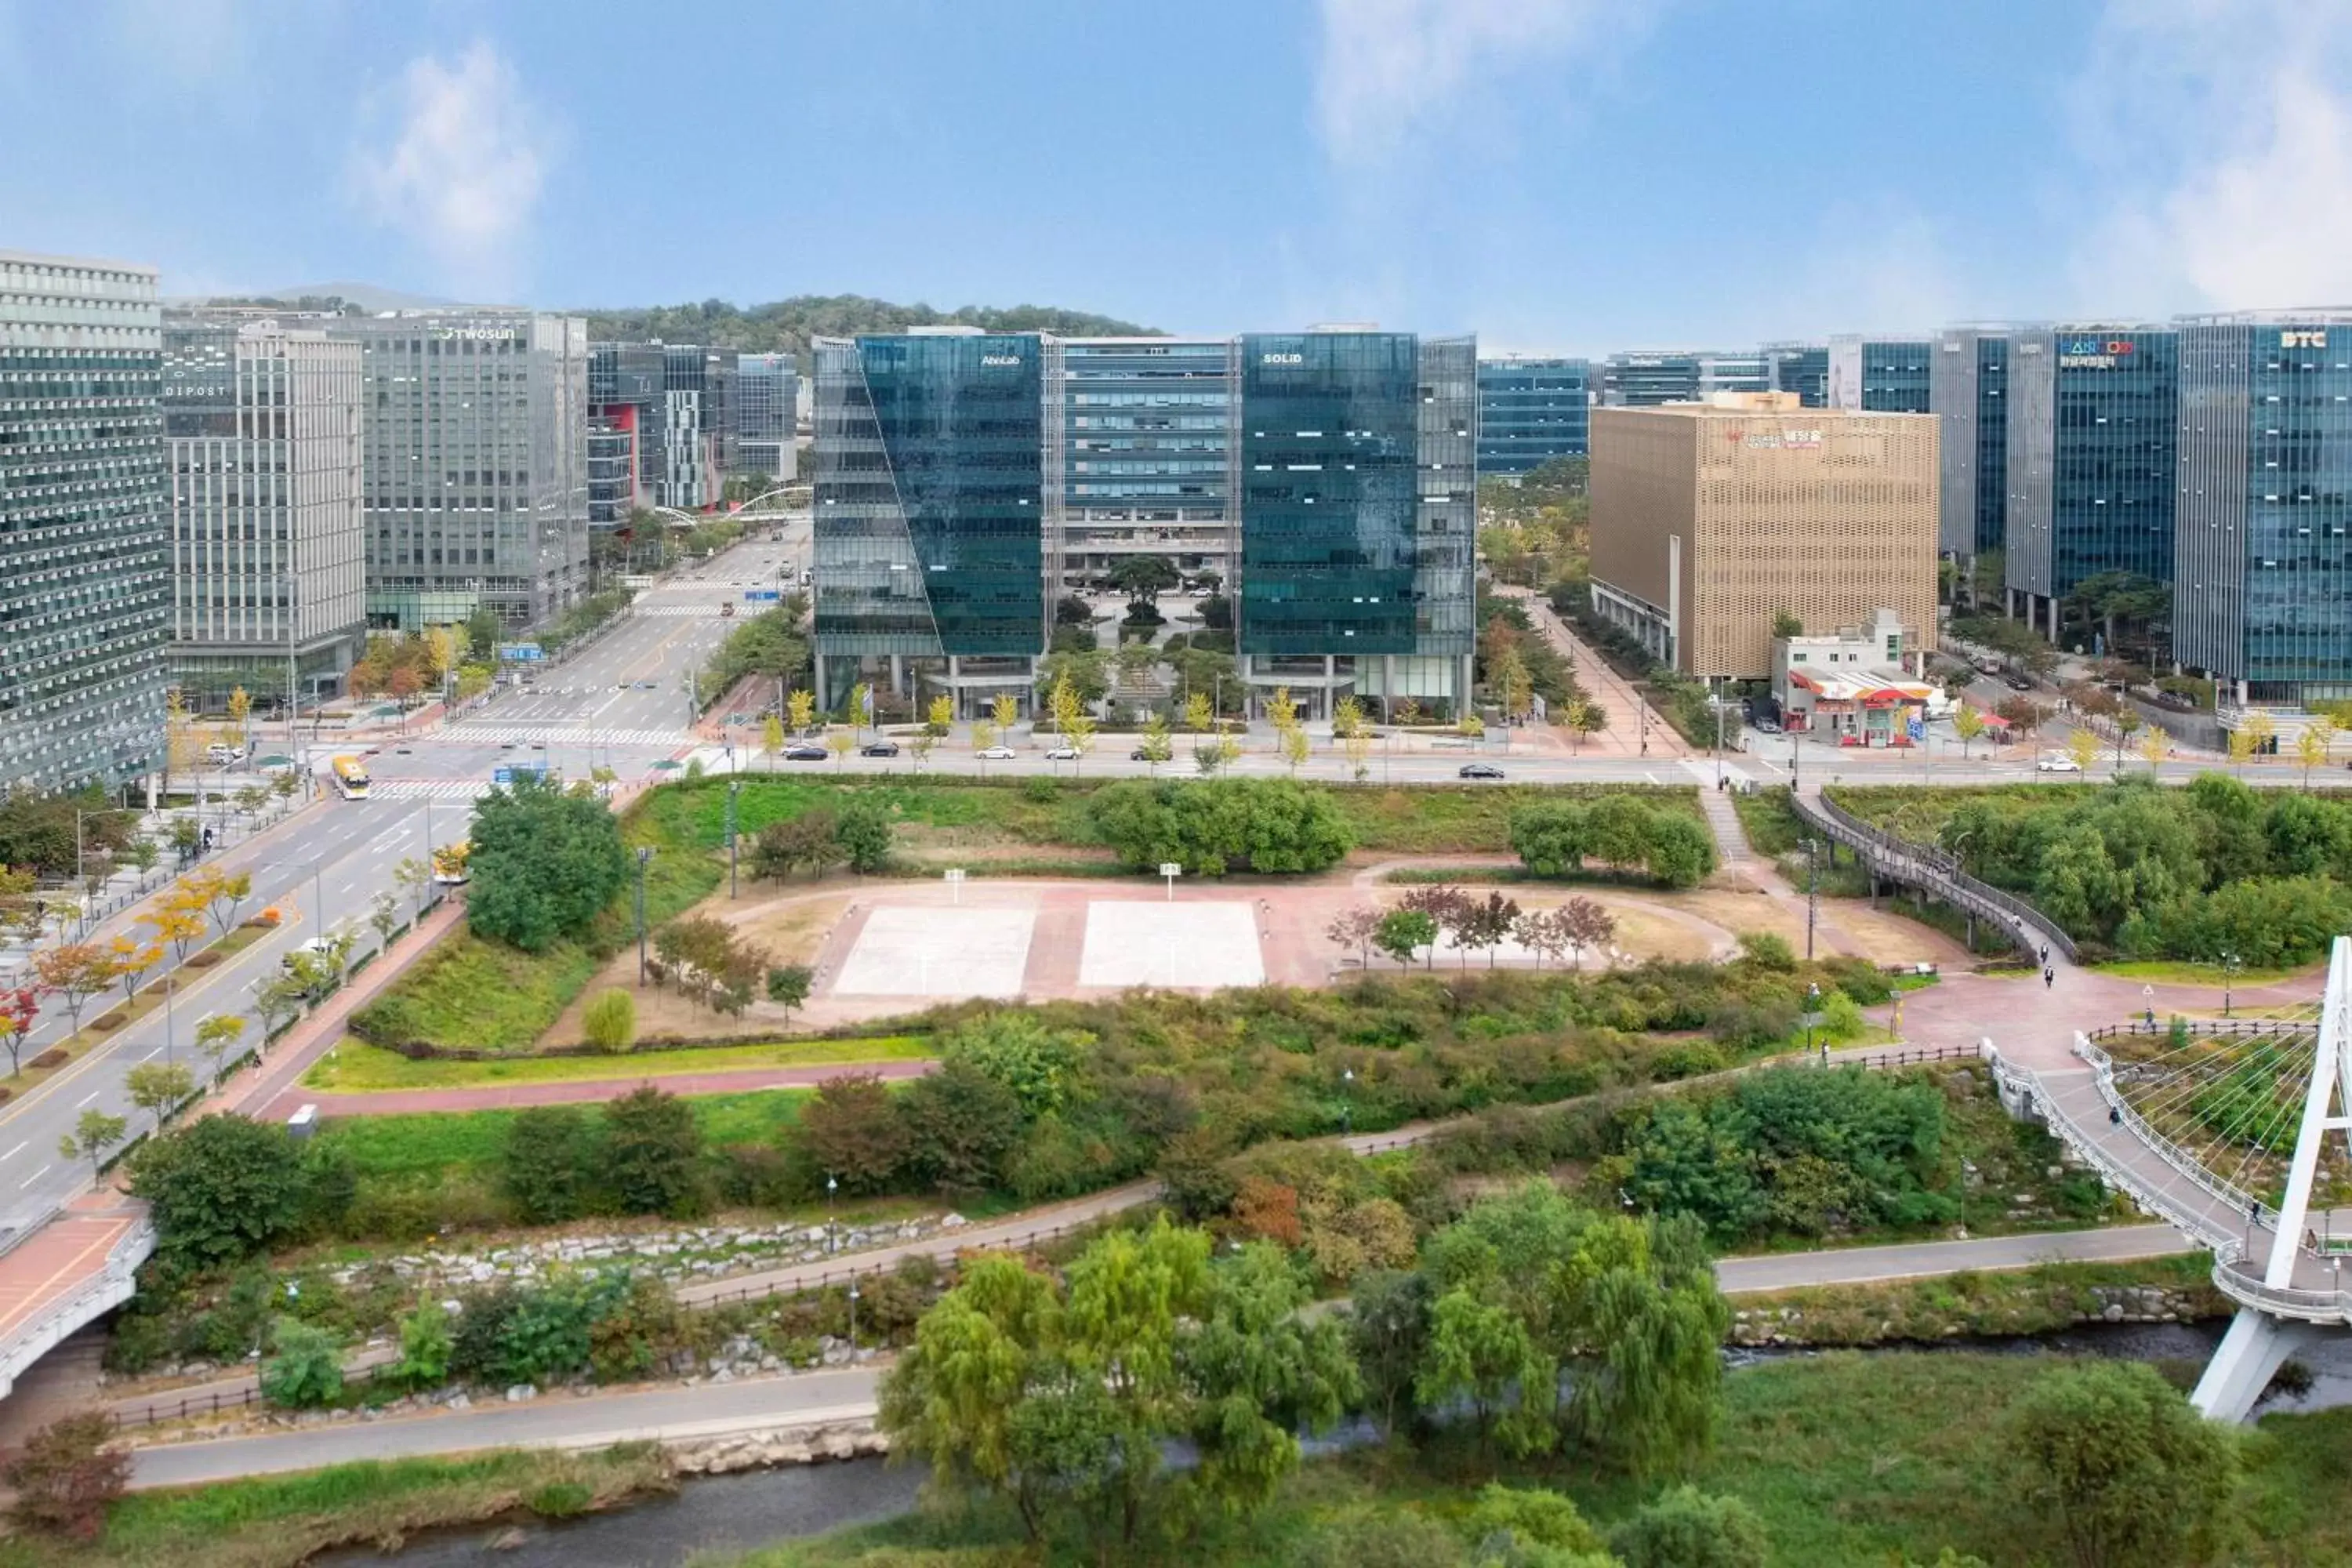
[{"xmin": 1806, "ymin": 837, "xmax": 1819, "ymax": 960}]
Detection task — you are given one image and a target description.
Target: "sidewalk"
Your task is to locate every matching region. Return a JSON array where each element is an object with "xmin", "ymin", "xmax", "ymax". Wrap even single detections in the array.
[{"xmin": 1494, "ymin": 585, "xmax": 1688, "ymax": 759}]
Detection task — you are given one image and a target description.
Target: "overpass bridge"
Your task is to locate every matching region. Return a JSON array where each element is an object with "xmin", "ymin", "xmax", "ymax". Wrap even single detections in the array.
[{"xmin": 1786, "ymin": 787, "xmax": 2076, "ymax": 962}]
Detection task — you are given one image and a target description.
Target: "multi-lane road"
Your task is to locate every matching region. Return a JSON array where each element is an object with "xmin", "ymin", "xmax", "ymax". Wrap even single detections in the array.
[{"xmin": 0, "ymin": 527, "xmax": 806, "ymax": 1243}]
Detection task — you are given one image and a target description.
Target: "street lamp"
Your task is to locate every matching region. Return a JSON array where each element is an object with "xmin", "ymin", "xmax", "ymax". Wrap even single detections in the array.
[
  {"xmin": 848, "ymin": 1279, "xmax": 859, "ymax": 1352},
  {"xmin": 726, "ymin": 780, "xmax": 742, "ymax": 899},
  {"xmin": 1341, "ymin": 1066, "xmax": 1354, "ymax": 1137},
  {"xmin": 634, "ymin": 846, "xmax": 654, "ymax": 985},
  {"xmin": 1806, "ymin": 982, "xmax": 1823, "ymax": 1063},
  {"xmin": 1804, "ymin": 838, "xmax": 1820, "ymax": 960},
  {"xmin": 946, "ymin": 868, "xmax": 965, "ymax": 906},
  {"xmin": 2222, "ymin": 951, "xmax": 2243, "ymax": 1018},
  {"xmin": 826, "ymin": 1174, "xmax": 838, "ymax": 1254}
]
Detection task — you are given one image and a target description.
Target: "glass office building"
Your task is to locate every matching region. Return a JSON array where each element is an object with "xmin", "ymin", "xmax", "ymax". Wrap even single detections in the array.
[
  {"xmin": 2003, "ymin": 325, "xmax": 2177, "ymax": 637},
  {"xmin": 2175, "ymin": 314, "xmax": 2352, "ymax": 705},
  {"xmin": 162, "ymin": 316, "xmax": 366, "ymax": 711},
  {"xmin": 1049, "ymin": 337, "xmax": 1235, "ymax": 590},
  {"xmin": 1765, "ymin": 343, "xmax": 1829, "ymax": 408},
  {"xmin": 813, "ymin": 326, "xmax": 1477, "ymax": 719},
  {"xmin": 811, "ymin": 332, "xmax": 1045, "ymax": 713},
  {"xmin": 1602, "ymin": 350, "xmax": 1769, "ymax": 407},
  {"xmin": 1828, "ymin": 337, "xmax": 1933, "ymax": 412},
  {"xmin": 1930, "ymin": 328, "xmax": 2016, "ymax": 562},
  {"xmin": 0, "ymin": 251, "xmax": 168, "ymax": 793},
  {"xmin": 734, "ymin": 353, "xmax": 798, "ymax": 481},
  {"xmin": 1475, "ymin": 356, "xmax": 1590, "ymax": 474}
]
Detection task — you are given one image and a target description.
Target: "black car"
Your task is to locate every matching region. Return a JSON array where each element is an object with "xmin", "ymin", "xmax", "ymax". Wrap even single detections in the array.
[
  {"xmin": 1458, "ymin": 763, "xmax": 1506, "ymax": 781},
  {"xmin": 2003, "ymin": 673, "xmax": 2034, "ymax": 691},
  {"xmin": 783, "ymin": 745, "xmax": 829, "ymax": 762},
  {"xmin": 860, "ymin": 741, "xmax": 900, "ymax": 757},
  {"xmin": 1130, "ymin": 748, "xmax": 1154, "ymax": 761}
]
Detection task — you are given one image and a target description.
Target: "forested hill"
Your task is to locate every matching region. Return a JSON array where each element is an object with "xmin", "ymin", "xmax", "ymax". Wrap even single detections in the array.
[{"xmin": 576, "ymin": 295, "xmax": 1161, "ymax": 360}]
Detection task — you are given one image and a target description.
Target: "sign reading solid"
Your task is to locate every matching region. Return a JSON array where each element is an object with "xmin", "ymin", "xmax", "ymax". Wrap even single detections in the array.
[
  {"xmin": 744, "ymin": 589, "xmax": 781, "ymax": 602},
  {"xmin": 497, "ymin": 643, "xmax": 545, "ymax": 662},
  {"xmin": 492, "ymin": 762, "xmax": 547, "ymax": 785}
]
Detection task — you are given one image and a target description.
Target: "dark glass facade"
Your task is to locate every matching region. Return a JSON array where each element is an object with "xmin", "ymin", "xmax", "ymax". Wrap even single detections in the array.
[
  {"xmin": 2176, "ymin": 318, "xmax": 2352, "ymax": 702},
  {"xmin": 1237, "ymin": 332, "xmax": 1421, "ymax": 654},
  {"xmin": 812, "ymin": 333, "xmax": 1044, "ymax": 664},
  {"xmin": 1831, "ymin": 338, "xmax": 1933, "ymax": 412},
  {"xmin": 1475, "ymin": 356, "xmax": 1589, "ymax": 473},
  {"xmin": 2005, "ymin": 327, "xmax": 2176, "ymax": 604},
  {"xmin": 1766, "ymin": 343, "xmax": 1828, "ymax": 408}
]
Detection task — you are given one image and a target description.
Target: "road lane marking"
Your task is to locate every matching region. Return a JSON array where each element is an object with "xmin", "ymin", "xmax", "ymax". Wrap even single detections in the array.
[
  {"xmin": 74, "ymin": 1091, "xmax": 99, "ymax": 1107},
  {"xmin": 0, "ymin": 1143, "xmax": 25, "ymax": 1162}
]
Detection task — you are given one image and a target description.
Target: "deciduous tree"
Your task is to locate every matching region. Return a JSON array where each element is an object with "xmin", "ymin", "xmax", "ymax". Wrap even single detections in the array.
[
  {"xmin": 31, "ymin": 943, "xmax": 112, "ymax": 1033},
  {"xmin": 797, "ymin": 1071, "xmax": 910, "ymax": 1194},
  {"xmin": 125, "ymin": 1061, "xmax": 194, "ymax": 1136},
  {"xmin": 466, "ymin": 773, "xmax": 629, "ymax": 953},
  {"xmin": 2002, "ymin": 1360, "xmax": 2236, "ymax": 1568},
  {"xmin": 1, "ymin": 1412, "xmax": 129, "ymax": 1542}
]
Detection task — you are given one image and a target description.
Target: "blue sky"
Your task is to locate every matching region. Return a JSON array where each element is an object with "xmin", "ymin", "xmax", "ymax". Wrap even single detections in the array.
[{"xmin": 3, "ymin": 0, "xmax": 2349, "ymax": 353}]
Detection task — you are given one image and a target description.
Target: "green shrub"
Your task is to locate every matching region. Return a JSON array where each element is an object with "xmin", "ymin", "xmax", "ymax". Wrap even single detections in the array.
[
  {"xmin": 1088, "ymin": 777, "xmax": 1354, "ymax": 874},
  {"xmin": 525, "ymin": 1481, "xmax": 594, "ymax": 1519},
  {"xmin": 260, "ymin": 1318, "xmax": 343, "ymax": 1410},
  {"xmin": 1610, "ymin": 1485, "xmax": 1769, "ymax": 1568},
  {"xmin": 1737, "ymin": 931, "xmax": 1797, "ymax": 971},
  {"xmin": 581, "ymin": 988, "xmax": 636, "ymax": 1054}
]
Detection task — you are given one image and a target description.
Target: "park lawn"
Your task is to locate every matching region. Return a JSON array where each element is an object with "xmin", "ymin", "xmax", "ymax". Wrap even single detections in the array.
[
  {"xmin": 0, "ymin": 1444, "xmax": 675, "ymax": 1568},
  {"xmin": 315, "ymin": 1087, "xmax": 815, "ymax": 1187},
  {"xmin": 752, "ymin": 1353, "xmax": 2352, "ymax": 1567},
  {"xmin": 302, "ymin": 1034, "xmax": 935, "ymax": 1093}
]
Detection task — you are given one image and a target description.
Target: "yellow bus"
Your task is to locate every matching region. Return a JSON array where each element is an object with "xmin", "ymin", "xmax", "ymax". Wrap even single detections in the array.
[{"xmin": 330, "ymin": 755, "xmax": 372, "ymax": 800}]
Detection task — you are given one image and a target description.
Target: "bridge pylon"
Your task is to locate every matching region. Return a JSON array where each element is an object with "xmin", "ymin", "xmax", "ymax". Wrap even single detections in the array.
[{"xmin": 2191, "ymin": 935, "xmax": 2352, "ymax": 1421}]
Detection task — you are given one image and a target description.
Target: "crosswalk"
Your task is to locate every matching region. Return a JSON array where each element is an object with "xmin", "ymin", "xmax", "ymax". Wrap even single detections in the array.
[
  {"xmin": 441, "ymin": 724, "xmax": 691, "ymax": 747},
  {"xmin": 633, "ymin": 603, "xmax": 741, "ymax": 618},
  {"xmin": 368, "ymin": 779, "xmax": 499, "ymax": 801}
]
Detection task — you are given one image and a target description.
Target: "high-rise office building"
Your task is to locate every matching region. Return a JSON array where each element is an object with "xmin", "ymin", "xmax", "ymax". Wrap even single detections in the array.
[
  {"xmin": 589, "ymin": 343, "xmax": 731, "ymax": 514},
  {"xmin": 1828, "ymin": 336, "xmax": 1933, "ymax": 412},
  {"xmin": 734, "ymin": 353, "xmax": 799, "ymax": 481},
  {"xmin": 1929, "ymin": 327, "xmax": 2016, "ymax": 564},
  {"xmin": 1602, "ymin": 349, "xmax": 1770, "ymax": 407},
  {"xmin": 1236, "ymin": 330, "xmax": 1476, "ymax": 715},
  {"xmin": 1588, "ymin": 392, "xmax": 1938, "ymax": 680},
  {"xmin": 336, "ymin": 310, "xmax": 588, "ymax": 629},
  {"xmin": 812, "ymin": 325, "xmax": 1476, "ymax": 720},
  {"xmin": 2174, "ymin": 313, "xmax": 2352, "ymax": 706},
  {"xmin": 1049, "ymin": 336, "xmax": 1236, "ymax": 592},
  {"xmin": 1764, "ymin": 343, "xmax": 1829, "ymax": 408},
  {"xmin": 1475, "ymin": 356, "xmax": 1591, "ymax": 474},
  {"xmin": 812, "ymin": 329, "xmax": 1046, "ymax": 717},
  {"xmin": 2002, "ymin": 325, "xmax": 2177, "ymax": 638},
  {"xmin": 161, "ymin": 316, "xmax": 365, "ymax": 711},
  {"xmin": 0, "ymin": 251, "xmax": 169, "ymax": 793}
]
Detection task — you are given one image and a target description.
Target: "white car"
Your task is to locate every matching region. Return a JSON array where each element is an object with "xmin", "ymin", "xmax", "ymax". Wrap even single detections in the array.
[
  {"xmin": 2035, "ymin": 754, "xmax": 2082, "ymax": 773},
  {"xmin": 205, "ymin": 743, "xmax": 245, "ymax": 765},
  {"xmin": 977, "ymin": 746, "xmax": 1018, "ymax": 760},
  {"xmin": 1044, "ymin": 746, "xmax": 1080, "ymax": 761}
]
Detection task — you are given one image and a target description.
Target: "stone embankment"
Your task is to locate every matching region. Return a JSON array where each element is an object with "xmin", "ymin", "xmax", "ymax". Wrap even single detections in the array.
[
  {"xmin": 1728, "ymin": 1282, "xmax": 2210, "ymax": 1348},
  {"xmin": 670, "ymin": 1421, "xmax": 890, "ymax": 1475}
]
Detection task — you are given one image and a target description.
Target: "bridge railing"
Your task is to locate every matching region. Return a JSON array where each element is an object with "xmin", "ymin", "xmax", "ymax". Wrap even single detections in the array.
[
  {"xmin": 2086, "ymin": 1017, "xmax": 2318, "ymax": 1044},
  {"xmin": 2063, "ymin": 1034, "xmax": 2266, "ymax": 1249},
  {"xmin": 0, "ymin": 1218, "xmax": 153, "ymax": 1396},
  {"xmin": 1787, "ymin": 792, "xmax": 2079, "ymax": 963},
  {"xmin": 2212, "ymin": 1257, "xmax": 2352, "ymax": 1325}
]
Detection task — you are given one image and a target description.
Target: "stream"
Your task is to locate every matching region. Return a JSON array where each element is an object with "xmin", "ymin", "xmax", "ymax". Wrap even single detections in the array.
[{"xmin": 325, "ymin": 1317, "xmax": 2352, "ymax": 1567}]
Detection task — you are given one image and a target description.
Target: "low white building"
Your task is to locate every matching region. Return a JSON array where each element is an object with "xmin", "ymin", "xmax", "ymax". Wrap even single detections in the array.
[{"xmin": 1771, "ymin": 609, "xmax": 1936, "ymax": 746}]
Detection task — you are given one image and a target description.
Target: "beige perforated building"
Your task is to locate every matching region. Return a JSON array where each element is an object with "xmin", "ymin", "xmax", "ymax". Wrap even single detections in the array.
[{"xmin": 1586, "ymin": 391, "xmax": 1938, "ymax": 681}]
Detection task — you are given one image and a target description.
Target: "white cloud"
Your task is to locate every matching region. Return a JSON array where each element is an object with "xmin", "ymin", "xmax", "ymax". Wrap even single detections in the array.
[
  {"xmin": 1312, "ymin": 0, "xmax": 1626, "ymax": 163},
  {"xmin": 2067, "ymin": 0, "xmax": 2352, "ymax": 313},
  {"xmin": 346, "ymin": 41, "xmax": 552, "ymax": 299}
]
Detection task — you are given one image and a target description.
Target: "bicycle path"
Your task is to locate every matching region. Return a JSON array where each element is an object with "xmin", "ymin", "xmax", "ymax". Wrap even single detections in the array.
[{"xmin": 121, "ymin": 1221, "xmax": 2201, "ymax": 1488}]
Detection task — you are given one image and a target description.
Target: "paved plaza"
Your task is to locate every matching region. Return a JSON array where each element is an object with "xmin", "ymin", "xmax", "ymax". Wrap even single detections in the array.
[
  {"xmin": 831, "ymin": 906, "xmax": 1037, "ymax": 998},
  {"xmin": 1077, "ymin": 900, "xmax": 1265, "ymax": 989}
]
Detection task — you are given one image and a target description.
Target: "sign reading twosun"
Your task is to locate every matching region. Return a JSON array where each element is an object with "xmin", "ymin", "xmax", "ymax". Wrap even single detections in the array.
[{"xmin": 496, "ymin": 643, "xmax": 545, "ymax": 662}]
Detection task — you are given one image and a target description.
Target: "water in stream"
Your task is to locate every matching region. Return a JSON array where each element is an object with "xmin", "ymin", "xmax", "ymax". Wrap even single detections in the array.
[{"xmin": 328, "ymin": 1318, "xmax": 2352, "ymax": 1566}]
